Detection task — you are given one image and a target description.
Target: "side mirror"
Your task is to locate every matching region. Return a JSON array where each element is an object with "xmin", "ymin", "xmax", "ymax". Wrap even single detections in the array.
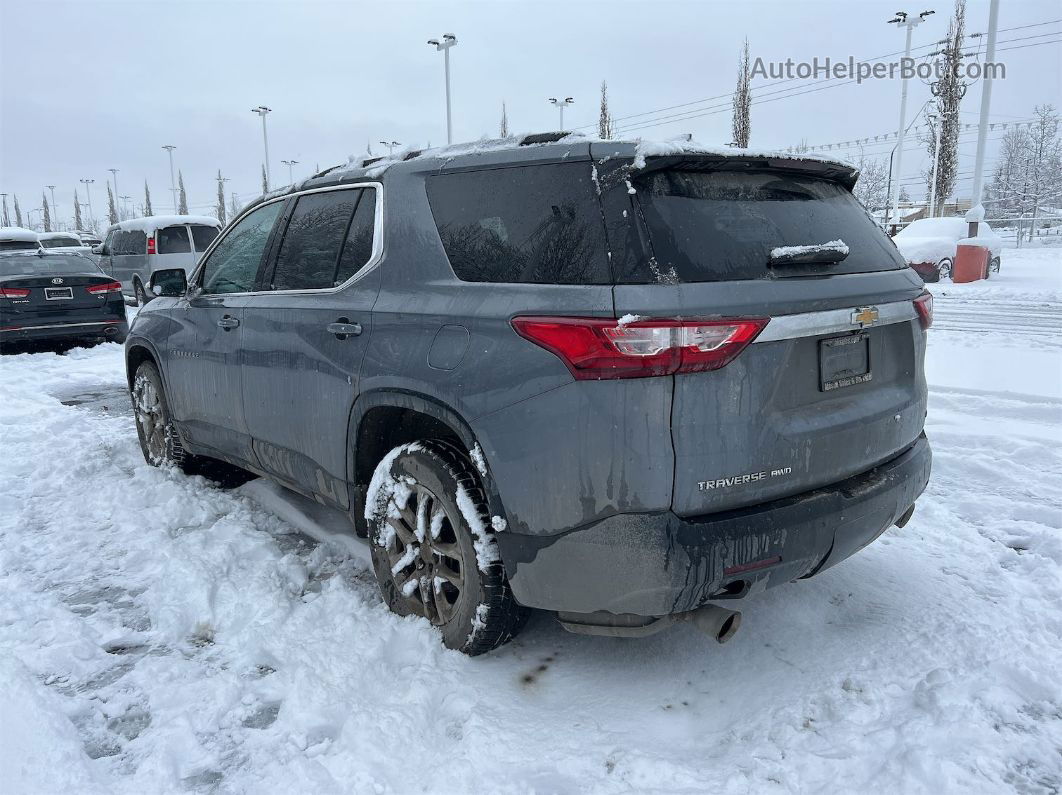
[
  {"xmin": 92, "ymin": 244, "xmax": 104, "ymax": 255},
  {"xmin": 149, "ymin": 268, "xmax": 188, "ymax": 297}
]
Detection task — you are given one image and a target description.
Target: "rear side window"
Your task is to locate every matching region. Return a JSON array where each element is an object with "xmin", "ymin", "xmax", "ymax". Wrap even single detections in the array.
[
  {"xmin": 112, "ymin": 230, "xmax": 146, "ymax": 255},
  {"xmin": 270, "ymin": 190, "xmax": 360, "ymax": 291},
  {"xmin": 426, "ymin": 164, "xmax": 610, "ymax": 284},
  {"xmin": 157, "ymin": 225, "xmax": 191, "ymax": 254},
  {"xmin": 334, "ymin": 190, "xmax": 376, "ymax": 284},
  {"xmin": 0, "ymin": 241, "xmax": 38, "ymax": 251},
  {"xmin": 190, "ymin": 225, "xmax": 220, "ymax": 252},
  {"xmin": 626, "ymin": 171, "xmax": 906, "ymax": 283}
]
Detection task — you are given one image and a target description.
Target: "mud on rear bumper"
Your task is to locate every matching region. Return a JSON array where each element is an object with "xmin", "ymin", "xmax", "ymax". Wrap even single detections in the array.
[{"xmin": 496, "ymin": 434, "xmax": 931, "ymax": 617}]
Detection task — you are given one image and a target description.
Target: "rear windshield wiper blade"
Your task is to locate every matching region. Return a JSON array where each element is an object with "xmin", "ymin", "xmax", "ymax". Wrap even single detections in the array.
[{"xmin": 769, "ymin": 239, "xmax": 849, "ymax": 266}]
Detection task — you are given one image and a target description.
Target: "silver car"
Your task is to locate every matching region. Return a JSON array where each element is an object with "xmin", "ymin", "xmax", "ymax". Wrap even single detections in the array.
[{"xmin": 97, "ymin": 215, "xmax": 221, "ymax": 304}]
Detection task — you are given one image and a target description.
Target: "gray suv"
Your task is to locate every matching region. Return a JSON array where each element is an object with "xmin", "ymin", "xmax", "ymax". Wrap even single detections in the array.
[{"xmin": 125, "ymin": 136, "xmax": 932, "ymax": 655}]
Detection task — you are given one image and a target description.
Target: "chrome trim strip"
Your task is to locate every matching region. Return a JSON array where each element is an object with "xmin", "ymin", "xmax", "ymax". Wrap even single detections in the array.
[
  {"xmin": 1, "ymin": 321, "xmax": 119, "ymax": 332},
  {"xmin": 754, "ymin": 300, "xmax": 917, "ymax": 343}
]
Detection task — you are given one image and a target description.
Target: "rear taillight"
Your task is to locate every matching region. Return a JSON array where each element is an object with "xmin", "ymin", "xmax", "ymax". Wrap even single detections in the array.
[
  {"xmin": 86, "ymin": 281, "xmax": 123, "ymax": 295},
  {"xmin": 511, "ymin": 316, "xmax": 769, "ymax": 380},
  {"xmin": 147, "ymin": 235, "xmax": 156, "ymax": 254},
  {"xmin": 0, "ymin": 287, "xmax": 30, "ymax": 298},
  {"xmin": 914, "ymin": 292, "xmax": 933, "ymax": 329}
]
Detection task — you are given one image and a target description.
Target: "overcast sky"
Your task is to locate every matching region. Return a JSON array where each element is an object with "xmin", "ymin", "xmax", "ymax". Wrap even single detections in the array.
[{"xmin": 2, "ymin": 0, "xmax": 1059, "ymax": 230}]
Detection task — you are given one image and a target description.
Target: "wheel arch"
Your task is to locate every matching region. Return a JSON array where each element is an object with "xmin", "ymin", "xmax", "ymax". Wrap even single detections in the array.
[
  {"xmin": 347, "ymin": 390, "xmax": 504, "ymax": 538},
  {"xmin": 125, "ymin": 338, "xmax": 164, "ymax": 391}
]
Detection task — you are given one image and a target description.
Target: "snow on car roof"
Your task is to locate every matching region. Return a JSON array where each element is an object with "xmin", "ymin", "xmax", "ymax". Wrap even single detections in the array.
[
  {"xmin": 38, "ymin": 232, "xmax": 81, "ymax": 240},
  {"xmin": 107, "ymin": 215, "xmax": 221, "ymax": 234},
  {"xmin": 0, "ymin": 226, "xmax": 41, "ymax": 242}
]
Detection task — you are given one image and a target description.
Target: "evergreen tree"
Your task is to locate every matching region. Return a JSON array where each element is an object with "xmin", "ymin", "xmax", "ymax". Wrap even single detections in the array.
[
  {"xmin": 216, "ymin": 170, "xmax": 227, "ymax": 225},
  {"xmin": 177, "ymin": 171, "xmax": 188, "ymax": 214},
  {"xmin": 42, "ymin": 191, "xmax": 52, "ymax": 232},
  {"xmin": 261, "ymin": 164, "xmax": 268, "ymax": 195},
  {"xmin": 731, "ymin": 39, "xmax": 752, "ymax": 148},
  {"xmin": 598, "ymin": 82, "xmax": 615, "ymax": 139},
  {"xmin": 13, "ymin": 195, "xmax": 22, "ymax": 227},
  {"xmin": 74, "ymin": 189, "xmax": 84, "ymax": 229},
  {"xmin": 925, "ymin": 0, "xmax": 968, "ymax": 215},
  {"xmin": 144, "ymin": 181, "xmax": 154, "ymax": 216},
  {"xmin": 1, "ymin": 196, "xmax": 9, "ymax": 226},
  {"xmin": 106, "ymin": 183, "xmax": 118, "ymax": 225},
  {"xmin": 500, "ymin": 101, "xmax": 509, "ymax": 137}
]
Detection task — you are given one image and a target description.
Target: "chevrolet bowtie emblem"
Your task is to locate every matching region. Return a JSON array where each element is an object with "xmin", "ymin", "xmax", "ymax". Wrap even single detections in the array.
[{"xmin": 851, "ymin": 306, "xmax": 879, "ymax": 327}]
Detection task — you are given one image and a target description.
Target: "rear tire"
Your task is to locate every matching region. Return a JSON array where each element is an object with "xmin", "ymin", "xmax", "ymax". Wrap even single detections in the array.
[
  {"xmin": 131, "ymin": 360, "xmax": 192, "ymax": 470},
  {"xmin": 366, "ymin": 439, "xmax": 527, "ymax": 655}
]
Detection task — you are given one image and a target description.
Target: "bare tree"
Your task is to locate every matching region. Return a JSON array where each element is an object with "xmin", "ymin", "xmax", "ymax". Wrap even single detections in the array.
[
  {"xmin": 731, "ymin": 39, "xmax": 752, "ymax": 148},
  {"xmin": 73, "ymin": 189, "xmax": 83, "ymax": 229},
  {"xmin": 500, "ymin": 101, "xmax": 509, "ymax": 137},
  {"xmin": 106, "ymin": 183, "xmax": 118, "ymax": 225},
  {"xmin": 177, "ymin": 172, "xmax": 188, "ymax": 214},
  {"xmin": 598, "ymin": 81, "xmax": 615, "ymax": 139},
  {"xmin": 987, "ymin": 105, "xmax": 1062, "ymax": 239},
  {"xmin": 925, "ymin": 0, "xmax": 968, "ymax": 215},
  {"xmin": 216, "ymin": 170, "xmax": 227, "ymax": 225},
  {"xmin": 144, "ymin": 181, "xmax": 154, "ymax": 216},
  {"xmin": 853, "ymin": 155, "xmax": 891, "ymax": 213},
  {"xmin": 42, "ymin": 192, "xmax": 52, "ymax": 232}
]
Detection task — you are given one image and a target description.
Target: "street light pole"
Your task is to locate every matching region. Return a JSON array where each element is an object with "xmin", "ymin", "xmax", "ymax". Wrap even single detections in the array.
[
  {"xmin": 46, "ymin": 186, "xmax": 57, "ymax": 229},
  {"xmin": 427, "ymin": 34, "xmax": 457, "ymax": 145},
  {"xmin": 281, "ymin": 159, "xmax": 299, "ymax": 186},
  {"xmin": 548, "ymin": 97, "xmax": 575, "ymax": 130},
  {"xmin": 379, "ymin": 141, "xmax": 401, "ymax": 156},
  {"xmin": 162, "ymin": 145, "xmax": 178, "ymax": 213},
  {"xmin": 251, "ymin": 106, "xmax": 273, "ymax": 191},
  {"xmin": 107, "ymin": 169, "xmax": 119, "ymax": 220},
  {"xmin": 886, "ymin": 10, "xmax": 934, "ymax": 228},
  {"xmin": 966, "ymin": 0, "xmax": 1000, "ymax": 237},
  {"xmin": 79, "ymin": 178, "xmax": 95, "ymax": 230}
]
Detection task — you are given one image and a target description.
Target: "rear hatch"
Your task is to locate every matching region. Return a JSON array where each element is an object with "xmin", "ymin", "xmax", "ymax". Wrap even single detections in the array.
[{"xmin": 596, "ymin": 149, "xmax": 928, "ymax": 516}]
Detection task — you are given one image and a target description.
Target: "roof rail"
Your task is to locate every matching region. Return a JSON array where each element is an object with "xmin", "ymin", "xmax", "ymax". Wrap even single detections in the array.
[
  {"xmin": 402, "ymin": 150, "xmax": 423, "ymax": 161},
  {"xmin": 362, "ymin": 156, "xmax": 384, "ymax": 167},
  {"xmin": 520, "ymin": 132, "xmax": 571, "ymax": 146}
]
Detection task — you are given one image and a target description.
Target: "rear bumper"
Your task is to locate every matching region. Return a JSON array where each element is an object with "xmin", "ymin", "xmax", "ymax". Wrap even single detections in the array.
[
  {"xmin": 497, "ymin": 434, "xmax": 931, "ymax": 616},
  {"xmin": 0, "ymin": 319, "xmax": 128, "ymax": 345}
]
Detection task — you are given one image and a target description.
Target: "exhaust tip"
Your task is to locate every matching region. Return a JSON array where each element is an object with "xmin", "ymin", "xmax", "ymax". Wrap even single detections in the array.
[
  {"xmin": 686, "ymin": 605, "xmax": 743, "ymax": 644},
  {"xmin": 717, "ymin": 612, "xmax": 741, "ymax": 643}
]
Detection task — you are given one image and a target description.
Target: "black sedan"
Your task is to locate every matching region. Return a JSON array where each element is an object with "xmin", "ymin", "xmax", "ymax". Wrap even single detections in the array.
[{"xmin": 0, "ymin": 251, "xmax": 128, "ymax": 351}]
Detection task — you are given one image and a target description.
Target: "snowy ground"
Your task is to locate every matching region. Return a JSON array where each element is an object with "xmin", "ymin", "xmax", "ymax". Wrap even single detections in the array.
[{"xmin": 1, "ymin": 248, "xmax": 1060, "ymax": 794}]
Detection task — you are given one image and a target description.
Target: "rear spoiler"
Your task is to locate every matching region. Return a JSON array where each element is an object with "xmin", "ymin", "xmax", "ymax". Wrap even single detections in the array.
[{"xmin": 629, "ymin": 154, "xmax": 859, "ymax": 191}]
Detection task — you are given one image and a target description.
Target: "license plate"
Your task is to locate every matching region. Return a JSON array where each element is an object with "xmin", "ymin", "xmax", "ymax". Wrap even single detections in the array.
[
  {"xmin": 45, "ymin": 287, "xmax": 73, "ymax": 300},
  {"xmin": 820, "ymin": 332, "xmax": 871, "ymax": 391}
]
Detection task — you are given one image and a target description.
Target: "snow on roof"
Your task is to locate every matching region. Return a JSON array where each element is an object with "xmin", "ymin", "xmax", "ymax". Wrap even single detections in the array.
[
  {"xmin": 626, "ymin": 139, "xmax": 855, "ymax": 171},
  {"xmin": 38, "ymin": 232, "xmax": 81, "ymax": 241},
  {"xmin": 108, "ymin": 215, "xmax": 221, "ymax": 234},
  {"xmin": 0, "ymin": 227, "xmax": 40, "ymax": 243}
]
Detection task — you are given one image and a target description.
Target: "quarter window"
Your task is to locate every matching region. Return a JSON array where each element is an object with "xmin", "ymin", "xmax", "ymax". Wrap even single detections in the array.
[
  {"xmin": 270, "ymin": 190, "xmax": 360, "ymax": 291},
  {"xmin": 334, "ymin": 190, "xmax": 377, "ymax": 284},
  {"xmin": 157, "ymin": 225, "xmax": 191, "ymax": 254},
  {"xmin": 200, "ymin": 202, "xmax": 283, "ymax": 294}
]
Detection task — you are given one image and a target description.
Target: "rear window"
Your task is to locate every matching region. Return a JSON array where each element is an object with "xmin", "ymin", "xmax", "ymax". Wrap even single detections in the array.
[
  {"xmin": 190, "ymin": 224, "xmax": 220, "ymax": 252},
  {"xmin": 0, "ymin": 255, "xmax": 101, "ymax": 274},
  {"xmin": 0, "ymin": 241, "xmax": 38, "ymax": 251},
  {"xmin": 626, "ymin": 170, "xmax": 906, "ymax": 283},
  {"xmin": 157, "ymin": 225, "xmax": 191, "ymax": 254},
  {"xmin": 426, "ymin": 164, "xmax": 610, "ymax": 284},
  {"xmin": 41, "ymin": 236, "xmax": 81, "ymax": 247}
]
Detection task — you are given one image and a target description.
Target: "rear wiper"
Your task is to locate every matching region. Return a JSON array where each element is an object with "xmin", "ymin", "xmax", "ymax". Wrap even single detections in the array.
[{"xmin": 769, "ymin": 239, "xmax": 849, "ymax": 266}]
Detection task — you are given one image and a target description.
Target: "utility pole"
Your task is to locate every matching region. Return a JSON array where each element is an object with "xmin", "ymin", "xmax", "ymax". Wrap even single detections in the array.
[
  {"xmin": 966, "ymin": 0, "xmax": 1000, "ymax": 236},
  {"xmin": 427, "ymin": 34, "xmax": 457, "ymax": 144},
  {"xmin": 162, "ymin": 145, "xmax": 178, "ymax": 213},
  {"xmin": 379, "ymin": 141, "xmax": 401, "ymax": 156},
  {"xmin": 79, "ymin": 178, "xmax": 95, "ymax": 230},
  {"xmin": 251, "ymin": 106, "xmax": 272, "ymax": 191},
  {"xmin": 281, "ymin": 159, "xmax": 299, "ymax": 186},
  {"xmin": 885, "ymin": 10, "xmax": 934, "ymax": 228},
  {"xmin": 46, "ymin": 186, "xmax": 58, "ymax": 229},
  {"xmin": 548, "ymin": 97, "xmax": 575, "ymax": 130},
  {"xmin": 107, "ymin": 169, "xmax": 120, "ymax": 219}
]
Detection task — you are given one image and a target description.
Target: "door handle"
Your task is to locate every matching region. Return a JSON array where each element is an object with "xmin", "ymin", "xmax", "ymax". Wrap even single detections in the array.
[
  {"xmin": 327, "ymin": 319, "xmax": 362, "ymax": 339},
  {"xmin": 217, "ymin": 315, "xmax": 240, "ymax": 330}
]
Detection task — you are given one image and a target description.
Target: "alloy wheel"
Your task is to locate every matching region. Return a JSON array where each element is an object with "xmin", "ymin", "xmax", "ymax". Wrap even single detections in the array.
[{"xmin": 134, "ymin": 377, "xmax": 166, "ymax": 463}]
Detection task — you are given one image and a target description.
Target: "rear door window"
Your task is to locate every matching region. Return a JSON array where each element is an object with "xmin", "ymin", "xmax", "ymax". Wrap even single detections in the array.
[
  {"xmin": 190, "ymin": 224, "xmax": 220, "ymax": 252},
  {"xmin": 626, "ymin": 170, "xmax": 905, "ymax": 283},
  {"xmin": 269, "ymin": 190, "xmax": 359, "ymax": 291},
  {"xmin": 113, "ymin": 230, "xmax": 146, "ymax": 255},
  {"xmin": 426, "ymin": 163, "xmax": 610, "ymax": 284},
  {"xmin": 157, "ymin": 225, "xmax": 191, "ymax": 254}
]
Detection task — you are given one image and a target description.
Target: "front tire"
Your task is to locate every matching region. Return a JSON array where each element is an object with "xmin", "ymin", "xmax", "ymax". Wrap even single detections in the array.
[
  {"xmin": 134, "ymin": 279, "xmax": 150, "ymax": 307},
  {"xmin": 132, "ymin": 360, "xmax": 191, "ymax": 469},
  {"xmin": 366, "ymin": 440, "xmax": 527, "ymax": 655},
  {"xmin": 936, "ymin": 258, "xmax": 953, "ymax": 281}
]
